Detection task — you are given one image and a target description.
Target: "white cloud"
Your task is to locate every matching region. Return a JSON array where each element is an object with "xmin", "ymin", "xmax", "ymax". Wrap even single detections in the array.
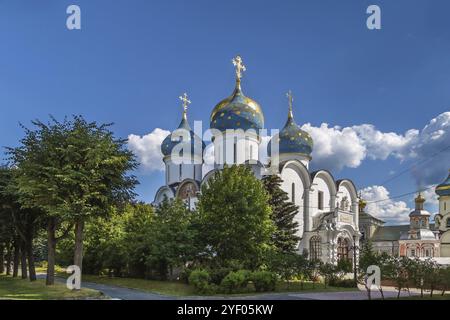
[
  {"xmin": 128, "ymin": 128, "xmax": 170, "ymax": 172},
  {"xmin": 300, "ymin": 112, "xmax": 450, "ymax": 186},
  {"xmin": 361, "ymin": 185, "xmax": 411, "ymax": 225}
]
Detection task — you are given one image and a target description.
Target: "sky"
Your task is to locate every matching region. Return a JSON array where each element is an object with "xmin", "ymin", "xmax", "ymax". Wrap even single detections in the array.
[{"xmin": 1, "ymin": 0, "xmax": 449, "ymax": 224}]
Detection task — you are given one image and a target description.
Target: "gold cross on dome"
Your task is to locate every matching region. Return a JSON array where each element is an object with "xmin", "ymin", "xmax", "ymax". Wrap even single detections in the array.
[
  {"xmin": 179, "ymin": 92, "xmax": 191, "ymax": 114},
  {"xmin": 232, "ymin": 55, "xmax": 246, "ymax": 80}
]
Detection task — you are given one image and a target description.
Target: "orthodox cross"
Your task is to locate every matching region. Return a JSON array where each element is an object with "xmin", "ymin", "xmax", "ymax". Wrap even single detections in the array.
[
  {"xmin": 179, "ymin": 92, "xmax": 191, "ymax": 115},
  {"xmin": 232, "ymin": 55, "xmax": 246, "ymax": 80}
]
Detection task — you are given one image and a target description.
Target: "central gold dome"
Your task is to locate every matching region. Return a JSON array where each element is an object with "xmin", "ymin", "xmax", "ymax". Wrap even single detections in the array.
[{"xmin": 210, "ymin": 79, "xmax": 264, "ymax": 132}]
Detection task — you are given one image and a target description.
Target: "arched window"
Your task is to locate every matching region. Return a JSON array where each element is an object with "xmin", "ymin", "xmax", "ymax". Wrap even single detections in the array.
[
  {"xmin": 447, "ymin": 219, "xmax": 450, "ymax": 228},
  {"xmin": 310, "ymin": 236, "xmax": 322, "ymax": 261},
  {"xmin": 337, "ymin": 238, "xmax": 349, "ymax": 261},
  {"xmin": 291, "ymin": 183, "xmax": 295, "ymax": 204}
]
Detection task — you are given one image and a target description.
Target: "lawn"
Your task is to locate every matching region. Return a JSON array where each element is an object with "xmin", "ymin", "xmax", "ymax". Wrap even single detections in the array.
[
  {"xmin": 386, "ymin": 294, "xmax": 450, "ymax": 300},
  {"xmin": 0, "ymin": 274, "xmax": 104, "ymax": 300},
  {"xmin": 52, "ymin": 272, "xmax": 357, "ymax": 297}
]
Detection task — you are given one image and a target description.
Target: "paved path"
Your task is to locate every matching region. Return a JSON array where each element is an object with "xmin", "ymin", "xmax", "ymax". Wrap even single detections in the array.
[{"xmin": 38, "ymin": 274, "xmax": 417, "ymax": 300}]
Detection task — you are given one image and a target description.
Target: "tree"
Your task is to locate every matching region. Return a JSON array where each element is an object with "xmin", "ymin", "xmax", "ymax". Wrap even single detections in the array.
[
  {"xmin": 196, "ymin": 165, "xmax": 274, "ymax": 269},
  {"xmin": 7, "ymin": 116, "xmax": 138, "ymax": 284},
  {"xmin": 423, "ymin": 258, "xmax": 440, "ymax": 298},
  {"xmin": 146, "ymin": 198, "xmax": 197, "ymax": 280},
  {"xmin": 262, "ymin": 175, "xmax": 300, "ymax": 253},
  {"xmin": 0, "ymin": 165, "xmax": 42, "ymax": 281}
]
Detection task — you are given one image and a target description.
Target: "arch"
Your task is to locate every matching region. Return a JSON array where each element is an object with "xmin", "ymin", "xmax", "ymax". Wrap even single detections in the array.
[
  {"xmin": 201, "ymin": 168, "xmax": 220, "ymax": 189},
  {"xmin": 336, "ymin": 179, "xmax": 358, "ymax": 202},
  {"xmin": 310, "ymin": 170, "xmax": 337, "ymax": 213},
  {"xmin": 153, "ymin": 185, "xmax": 175, "ymax": 205},
  {"xmin": 336, "ymin": 179, "xmax": 358, "ymax": 213},
  {"xmin": 279, "ymin": 160, "xmax": 312, "ymax": 189},
  {"xmin": 176, "ymin": 179, "xmax": 200, "ymax": 199}
]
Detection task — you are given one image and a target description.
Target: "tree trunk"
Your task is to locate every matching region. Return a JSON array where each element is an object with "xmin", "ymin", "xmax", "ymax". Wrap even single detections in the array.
[
  {"xmin": 74, "ymin": 218, "xmax": 85, "ymax": 276},
  {"xmin": 5, "ymin": 242, "xmax": 12, "ymax": 275},
  {"xmin": 46, "ymin": 218, "xmax": 57, "ymax": 286},
  {"xmin": 20, "ymin": 240, "xmax": 28, "ymax": 279},
  {"xmin": 26, "ymin": 228, "xmax": 36, "ymax": 281},
  {"xmin": 12, "ymin": 239, "xmax": 20, "ymax": 278},
  {"xmin": 0, "ymin": 244, "xmax": 4, "ymax": 274}
]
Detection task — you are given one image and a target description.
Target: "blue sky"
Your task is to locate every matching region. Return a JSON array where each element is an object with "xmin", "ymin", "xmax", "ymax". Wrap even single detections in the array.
[{"xmin": 1, "ymin": 0, "xmax": 449, "ymax": 223}]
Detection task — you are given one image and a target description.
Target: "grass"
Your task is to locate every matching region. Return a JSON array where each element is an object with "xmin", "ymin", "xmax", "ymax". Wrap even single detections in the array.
[
  {"xmin": 34, "ymin": 264, "xmax": 358, "ymax": 297},
  {"xmin": 0, "ymin": 274, "xmax": 104, "ymax": 300},
  {"xmin": 50, "ymin": 272, "xmax": 357, "ymax": 297}
]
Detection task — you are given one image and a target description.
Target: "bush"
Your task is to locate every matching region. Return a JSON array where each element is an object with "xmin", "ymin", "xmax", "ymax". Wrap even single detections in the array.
[
  {"xmin": 329, "ymin": 278, "xmax": 357, "ymax": 288},
  {"xmin": 189, "ymin": 269, "xmax": 213, "ymax": 294},
  {"xmin": 251, "ymin": 271, "xmax": 277, "ymax": 292},
  {"xmin": 209, "ymin": 267, "xmax": 234, "ymax": 285},
  {"xmin": 220, "ymin": 270, "xmax": 251, "ymax": 293}
]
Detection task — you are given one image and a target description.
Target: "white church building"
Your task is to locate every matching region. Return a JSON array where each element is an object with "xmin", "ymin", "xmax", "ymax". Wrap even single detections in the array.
[{"xmin": 153, "ymin": 56, "xmax": 360, "ymax": 264}]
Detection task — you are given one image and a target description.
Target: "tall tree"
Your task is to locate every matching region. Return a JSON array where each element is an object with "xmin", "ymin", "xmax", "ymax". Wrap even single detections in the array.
[
  {"xmin": 196, "ymin": 165, "xmax": 274, "ymax": 269},
  {"xmin": 262, "ymin": 175, "xmax": 300, "ymax": 253},
  {"xmin": 147, "ymin": 198, "xmax": 197, "ymax": 279},
  {"xmin": 0, "ymin": 166, "xmax": 42, "ymax": 281},
  {"xmin": 7, "ymin": 116, "xmax": 138, "ymax": 284}
]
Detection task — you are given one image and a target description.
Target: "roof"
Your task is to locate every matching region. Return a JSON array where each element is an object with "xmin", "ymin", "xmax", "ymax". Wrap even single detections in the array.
[
  {"xmin": 359, "ymin": 211, "xmax": 385, "ymax": 224},
  {"xmin": 371, "ymin": 225, "xmax": 410, "ymax": 241}
]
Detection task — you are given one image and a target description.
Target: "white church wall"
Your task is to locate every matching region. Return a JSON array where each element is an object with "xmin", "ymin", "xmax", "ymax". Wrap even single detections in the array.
[{"xmin": 280, "ymin": 167, "xmax": 305, "ymax": 238}]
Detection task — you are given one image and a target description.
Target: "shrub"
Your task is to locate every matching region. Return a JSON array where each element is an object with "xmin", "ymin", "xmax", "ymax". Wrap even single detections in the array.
[
  {"xmin": 220, "ymin": 270, "xmax": 251, "ymax": 293},
  {"xmin": 329, "ymin": 278, "xmax": 357, "ymax": 288},
  {"xmin": 251, "ymin": 271, "xmax": 277, "ymax": 292},
  {"xmin": 189, "ymin": 269, "xmax": 212, "ymax": 294},
  {"xmin": 209, "ymin": 267, "xmax": 234, "ymax": 285}
]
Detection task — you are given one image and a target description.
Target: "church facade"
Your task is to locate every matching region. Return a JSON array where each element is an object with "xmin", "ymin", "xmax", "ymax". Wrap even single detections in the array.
[
  {"xmin": 153, "ymin": 56, "xmax": 360, "ymax": 265},
  {"xmin": 360, "ymin": 171, "xmax": 450, "ymax": 262}
]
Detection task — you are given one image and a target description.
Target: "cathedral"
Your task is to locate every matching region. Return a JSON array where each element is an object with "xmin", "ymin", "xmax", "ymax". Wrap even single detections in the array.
[{"xmin": 153, "ymin": 56, "xmax": 360, "ymax": 265}]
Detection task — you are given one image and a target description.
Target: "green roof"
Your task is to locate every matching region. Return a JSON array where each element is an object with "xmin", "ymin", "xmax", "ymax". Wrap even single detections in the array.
[{"xmin": 371, "ymin": 225, "xmax": 409, "ymax": 241}]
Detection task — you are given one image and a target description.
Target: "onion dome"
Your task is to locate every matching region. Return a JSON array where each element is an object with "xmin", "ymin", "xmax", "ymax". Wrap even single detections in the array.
[
  {"xmin": 161, "ymin": 93, "xmax": 205, "ymax": 157},
  {"xmin": 267, "ymin": 91, "xmax": 313, "ymax": 157},
  {"xmin": 409, "ymin": 193, "xmax": 431, "ymax": 217},
  {"xmin": 210, "ymin": 56, "xmax": 264, "ymax": 132},
  {"xmin": 436, "ymin": 170, "xmax": 450, "ymax": 197}
]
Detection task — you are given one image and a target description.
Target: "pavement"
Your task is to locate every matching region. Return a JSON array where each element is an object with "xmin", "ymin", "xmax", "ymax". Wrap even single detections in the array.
[{"xmin": 37, "ymin": 274, "xmax": 419, "ymax": 300}]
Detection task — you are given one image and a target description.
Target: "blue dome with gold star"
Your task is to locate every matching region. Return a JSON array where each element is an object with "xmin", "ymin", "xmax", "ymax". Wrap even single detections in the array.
[
  {"xmin": 161, "ymin": 106, "xmax": 205, "ymax": 158},
  {"xmin": 436, "ymin": 170, "xmax": 450, "ymax": 197},
  {"xmin": 210, "ymin": 56, "xmax": 264, "ymax": 132},
  {"xmin": 267, "ymin": 100, "xmax": 313, "ymax": 157}
]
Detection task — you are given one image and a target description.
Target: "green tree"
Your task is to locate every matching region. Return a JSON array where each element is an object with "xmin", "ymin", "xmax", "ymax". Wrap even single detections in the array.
[
  {"xmin": 262, "ymin": 175, "xmax": 300, "ymax": 253},
  {"xmin": 7, "ymin": 116, "xmax": 138, "ymax": 284},
  {"xmin": 147, "ymin": 198, "xmax": 197, "ymax": 280},
  {"xmin": 196, "ymin": 165, "xmax": 274, "ymax": 269},
  {"xmin": 0, "ymin": 166, "xmax": 42, "ymax": 281}
]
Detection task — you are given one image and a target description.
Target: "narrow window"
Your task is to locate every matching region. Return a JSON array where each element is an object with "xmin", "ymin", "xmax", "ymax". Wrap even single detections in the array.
[
  {"xmin": 310, "ymin": 236, "xmax": 322, "ymax": 261},
  {"xmin": 445, "ymin": 202, "xmax": 447, "ymax": 211},
  {"xmin": 291, "ymin": 183, "xmax": 295, "ymax": 204},
  {"xmin": 193, "ymin": 166, "xmax": 196, "ymax": 180},
  {"xmin": 318, "ymin": 191, "xmax": 324, "ymax": 210},
  {"xmin": 179, "ymin": 164, "xmax": 182, "ymax": 179},
  {"xmin": 234, "ymin": 141, "xmax": 237, "ymax": 163},
  {"xmin": 250, "ymin": 145, "xmax": 254, "ymax": 161}
]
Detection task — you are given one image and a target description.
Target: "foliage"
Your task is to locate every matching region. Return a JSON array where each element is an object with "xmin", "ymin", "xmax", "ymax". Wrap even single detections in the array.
[
  {"xmin": 196, "ymin": 165, "xmax": 274, "ymax": 269},
  {"xmin": 251, "ymin": 271, "xmax": 277, "ymax": 292},
  {"xmin": 319, "ymin": 263, "xmax": 337, "ymax": 288},
  {"xmin": 146, "ymin": 198, "xmax": 198, "ymax": 279},
  {"xmin": 220, "ymin": 270, "xmax": 251, "ymax": 293},
  {"xmin": 188, "ymin": 269, "xmax": 214, "ymax": 294},
  {"xmin": 262, "ymin": 175, "xmax": 300, "ymax": 253}
]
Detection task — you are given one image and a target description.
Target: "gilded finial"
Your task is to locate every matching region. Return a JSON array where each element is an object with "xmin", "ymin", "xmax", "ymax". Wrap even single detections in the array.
[
  {"xmin": 232, "ymin": 55, "xmax": 246, "ymax": 81},
  {"xmin": 358, "ymin": 192, "xmax": 367, "ymax": 213},
  {"xmin": 287, "ymin": 90, "xmax": 294, "ymax": 119},
  {"xmin": 179, "ymin": 93, "xmax": 191, "ymax": 119}
]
